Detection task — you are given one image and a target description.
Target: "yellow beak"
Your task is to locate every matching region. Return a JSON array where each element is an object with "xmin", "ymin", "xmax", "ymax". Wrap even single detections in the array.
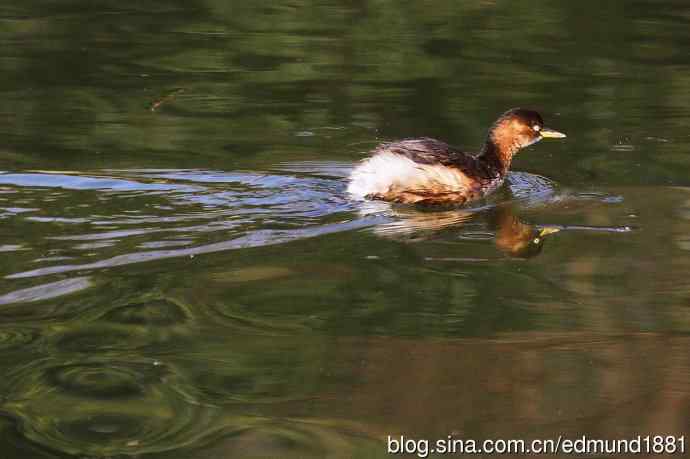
[
  {"xmin": 538, "ymin": 227, "xmax": 561, "ymax": 237},
  {"xmin": 540, "ymin": 128, "xmax": 567, "ymax": 139}
]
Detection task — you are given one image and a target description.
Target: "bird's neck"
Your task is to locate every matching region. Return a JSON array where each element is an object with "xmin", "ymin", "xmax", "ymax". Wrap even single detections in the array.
[{"xmin": 478, "ymin": 136, "xmax": 519, "ymax": 175}]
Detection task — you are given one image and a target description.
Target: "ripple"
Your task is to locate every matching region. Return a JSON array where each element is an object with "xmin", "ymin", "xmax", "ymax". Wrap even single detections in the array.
[
  {"xmin": 51, "ymin": 324, "xmax": 157, "ymax": 352},
  {"xmin": 51, "ymin": 228, "xmax": 155, "ymax": 240},
  {"xmin": 25, "ymin": 216, "xmax": 91, "ymax": 224},
  {"xmin": 0, "ymin": 277, "xmax": 92, "ymax": 305},
  {"xmin": 0, "ymin": 167, "xmax": 625, "ymax": 283},
  {"xmin": 7, "ymin": 219, "xmax": 381, "ymax": 279},
  {"xmin": 0, "ymin": 244, "xmax": 26, "ymax": 252},
  {"xmin": 126, "ymin": 169, "xmax": 301, "ymax": 188},
  {"xmin": 73, "ymin": 241, "xmax": 117, "ymax": 250},
  {"xmin": 32, "ymin": 256, "xmax": 75, "ymax": 263},
  {"xmin": 137, "ymin": 239, "xmax": 194, "ymax": 249},
  {"xmin": 505, "ymin": 171, "xmax": 559, "ymax": 205},
  {"xmin": 0, "ymin": 326, "xmax": 39, "ymax": 350},
  {"xmin": 272, "ymin": 161, "xmax": 353, "ymax": 179},
  {"xmin": 0, "ymin": 172, "xmax": 201, "ymax": 192},
  {"xmin": 0, "ymin": 207, "xmax": 38, "ymax": 219},
  {"xmin": 101, "ymin": 299, "xmax": 190, "ymax": 326},
  {"xmin": 611, "ymin": 143, "xmax": 636, "ymax": 152},
  {"xmin": 42, "ymin": 363, "xmax": 152, "ymax": 398},
  {"xmin": 201, "ymin": 300, "xmax": 313, "ymax": 335},
  {"xmin": 3, "ymin": 359, "xmax": 229, "ymax": 456},
  {"xmin": 193, "ymin": 419, "xmax": 381, "ymax": 459}
]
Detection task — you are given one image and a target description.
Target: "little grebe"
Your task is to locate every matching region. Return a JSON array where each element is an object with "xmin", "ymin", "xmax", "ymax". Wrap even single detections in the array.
[{"xmin": 347, "ymin": 108, "xmax": 566, "ymax": 205}]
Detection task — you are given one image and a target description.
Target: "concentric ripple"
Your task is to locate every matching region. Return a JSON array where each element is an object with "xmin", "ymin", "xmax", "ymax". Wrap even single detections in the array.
[
  {"xmin": 1, "ymin": 359, "xmax": 232, "ymax": 456},
  {"xmin": 42, "ymin": 363, "xmax": 151, "ymax": 398},
  {"xmin": 191, "ymin": 419, "xmax": 382, "ymax": 459},
  {"xmin": 51, "ymin": 325, "xmax": 157, "ymax": 353},
  {"xmin": 101, "ymin": 298, "xmax": 190, "ymax": 327}
]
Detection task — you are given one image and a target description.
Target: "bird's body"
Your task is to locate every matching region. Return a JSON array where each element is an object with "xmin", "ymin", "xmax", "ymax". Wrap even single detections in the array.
[
  {"xmin": 347, "ymin": 138, "xmax": 505, "ymax": 205},
  {"xmin": 347, "ymin": 108, "xmax": 566, "ymax": 205}
]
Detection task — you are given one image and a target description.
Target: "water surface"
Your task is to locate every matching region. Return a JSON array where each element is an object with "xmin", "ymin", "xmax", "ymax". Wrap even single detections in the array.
[{"xmin": 1, "ymin": 1, "xmax": 690, "ymax": 457}]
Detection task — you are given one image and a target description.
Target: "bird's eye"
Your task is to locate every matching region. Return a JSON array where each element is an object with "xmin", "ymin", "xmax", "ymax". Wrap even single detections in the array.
[
  {"xmin": 533, "ymin": 125, "xmax": 541, "ymax": 132},
  {"xmin": 533, "ymin": 237, "xmax": 541, "ymax": 244}
]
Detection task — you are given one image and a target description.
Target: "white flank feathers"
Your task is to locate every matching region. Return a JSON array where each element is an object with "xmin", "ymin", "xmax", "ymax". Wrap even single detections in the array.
[{"xmin": 347, "ymin": 152, "xmax": 482, "ymax": 199}]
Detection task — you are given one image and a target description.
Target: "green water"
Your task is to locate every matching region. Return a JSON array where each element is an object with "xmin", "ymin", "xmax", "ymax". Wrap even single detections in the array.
[{"xmin": 1, "ymin": 1, "xmax": 689, "ymax": 457}]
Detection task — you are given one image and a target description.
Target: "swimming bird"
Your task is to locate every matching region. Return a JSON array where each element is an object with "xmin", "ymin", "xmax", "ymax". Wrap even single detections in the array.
[{"xmin": 347, "ymin": 108, "xmax": 566, "ymax": 205}]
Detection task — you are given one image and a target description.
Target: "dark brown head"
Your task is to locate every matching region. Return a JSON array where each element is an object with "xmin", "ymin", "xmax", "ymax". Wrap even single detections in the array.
[
  {"xmin": 485, "ymin": 108, "xmax": 566, "ymax": 170},
  {"xmin": 495, "ymin": 218, "xmax": 561, "ymax": 258},
  {"xmin": 491, "ymin": 205, "xmax": 561, "ymax": 258}
]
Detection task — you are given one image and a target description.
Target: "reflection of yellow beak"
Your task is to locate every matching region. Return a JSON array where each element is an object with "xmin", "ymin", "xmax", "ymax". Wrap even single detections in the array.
[
  {"xmin": 538, "ymin": 227, "xmax": 561, "ymax": 237},
  {"xmin": 540, "ymin": 128, "xmax": 567, "ymax": 139}
]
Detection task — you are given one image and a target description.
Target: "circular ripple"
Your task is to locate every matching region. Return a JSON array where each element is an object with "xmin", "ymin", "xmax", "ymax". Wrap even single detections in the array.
[
  {"xmin": 102, "ymin": 299, "xmax": 189, "ymax": 326},
  {"xmin": 60, "ymin": 413, "xmax": 143, "ymax": 439},
  {"xmin": 204, "ymin": 300, "xmax": 317, "ymax": 335},
  {"xmin": 194, "ymin": 419, "xmax": 382, "ymax": 459},
  {"xmin": 52, "ymin": 325, "xmax": 154, "ymax": 352},
  {"xmin": 42, "ymin": 363, "xmax": 153, "ymax": 398},
  {"xmin": 3, "ymin": 359, "xmax": 231, "ymax": 456}
]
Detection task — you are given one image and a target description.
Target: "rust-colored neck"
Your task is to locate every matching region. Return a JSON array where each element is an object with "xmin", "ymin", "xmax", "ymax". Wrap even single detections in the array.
[
  {"xmin": 478, "ymin": 121, "xmax": 524, "ymax": 174},
  {"xmin": 478, "ymin": 137, "xmax": 518, "ymax": 175}
]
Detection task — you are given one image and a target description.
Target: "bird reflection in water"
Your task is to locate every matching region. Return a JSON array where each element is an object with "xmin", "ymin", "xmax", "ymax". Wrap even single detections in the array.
[
  {"xmin": 490, "ymin": 206, "xmax": 560, "ymax": 258},
  {"xmin": 365, "ymin": 202, "xmax": 561, "ymax": 259}
]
